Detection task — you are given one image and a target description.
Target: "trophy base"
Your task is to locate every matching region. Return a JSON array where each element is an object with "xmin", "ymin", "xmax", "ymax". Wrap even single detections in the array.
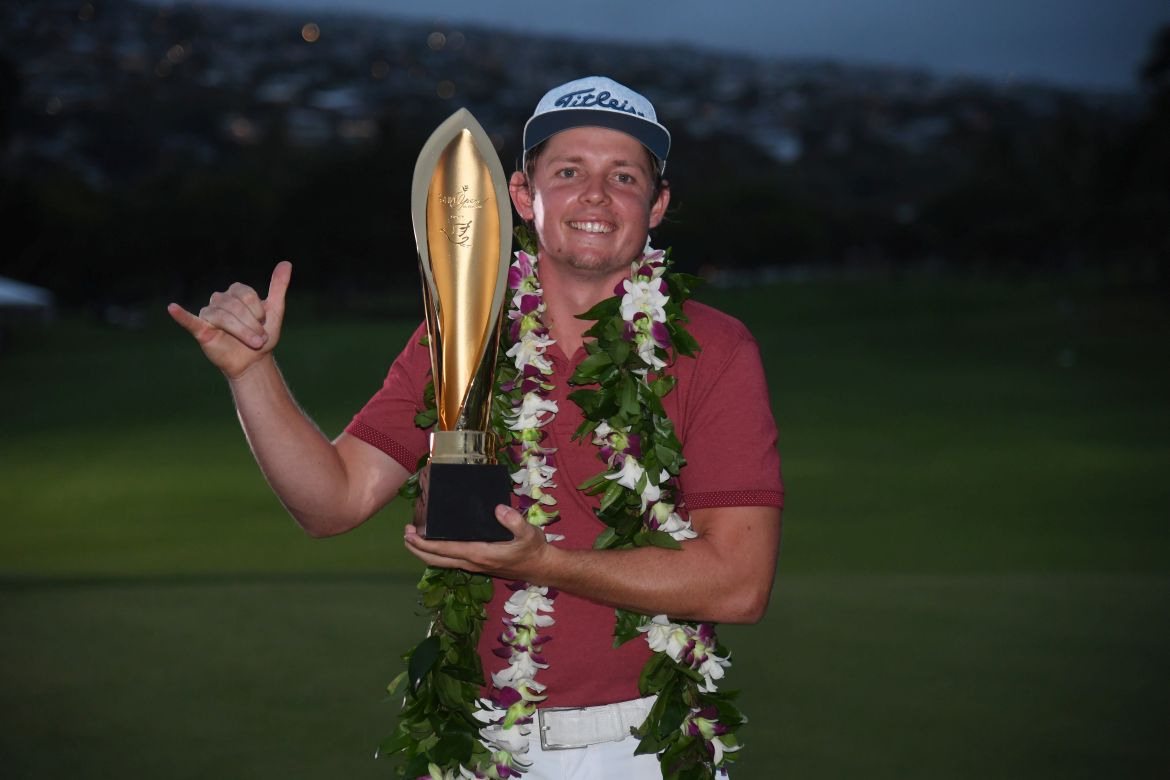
[{"xmin": 413, "ymin": 462, "xmax": 514, "ymax": 541}]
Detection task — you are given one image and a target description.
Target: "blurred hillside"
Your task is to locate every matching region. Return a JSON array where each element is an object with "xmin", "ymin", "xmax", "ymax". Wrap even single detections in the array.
[{"xmin": 1, "ymin": 0, "xmax": 1168, "ymax": 311}]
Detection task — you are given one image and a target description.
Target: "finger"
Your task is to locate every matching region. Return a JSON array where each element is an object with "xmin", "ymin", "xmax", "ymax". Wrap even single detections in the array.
[
  {"xmin": 167, "ymin": 302, "xmax": 213, "ymax": 341},
  {"xmin": 226, "ymin": 282, "xmax": 266, "ymax": 323},
  {"xmin": 403, "ymin": 535, "xmax": 476, "ymax": 571},
  {"xmin": 200, "ymin": 299, "xmax": 267, "ymax": 349},
  {"xmin": 264, "ymin": 261, "xmax": 293, "ymax": 326},
  {"xmin": 405, "ymin": 532, "xmax": 477, "ymax": 559}
]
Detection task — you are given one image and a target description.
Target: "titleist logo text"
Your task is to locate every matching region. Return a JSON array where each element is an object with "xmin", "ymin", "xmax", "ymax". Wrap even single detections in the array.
[{"xmin": 553, "ymin": 88, "xmax": 645, "ymax": 117}]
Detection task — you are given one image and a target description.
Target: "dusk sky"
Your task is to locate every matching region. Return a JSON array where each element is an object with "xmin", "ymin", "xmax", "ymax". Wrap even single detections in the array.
[{"xmin": 190, "ymin": 0, "xmax": 1168, "ymax": 92}]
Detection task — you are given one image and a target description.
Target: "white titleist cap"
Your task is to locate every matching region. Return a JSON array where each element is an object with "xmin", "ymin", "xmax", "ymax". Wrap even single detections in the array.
[{"xmin": 523, "ymin": 75, "xmax": 671, "ymax": 169}]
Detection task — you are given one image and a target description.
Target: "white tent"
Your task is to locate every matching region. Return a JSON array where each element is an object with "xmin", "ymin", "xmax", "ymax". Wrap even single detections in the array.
[{"xmin": 0, "ymin": 276, "xmax": 54, "ymax": 321}]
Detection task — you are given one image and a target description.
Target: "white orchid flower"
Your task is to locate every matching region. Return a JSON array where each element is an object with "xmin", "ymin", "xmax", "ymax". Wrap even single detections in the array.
[
  {"xmin": 605, "ymin": 455, "xmax": 645, "ymax": 491},
  {"xmin": 620, "ymin": 278, "xmax": 669, "ymax": 323},
  {"xmin": 505, "ymin": 334, "xmax": 554, "ymax": 372},
  {"xmin": 507, "ymin": 393, "xmax": 558, "ymax": 431},
  {"xmin": 636, "ymin": 335, "xmax": 668, "ymax": 370}
]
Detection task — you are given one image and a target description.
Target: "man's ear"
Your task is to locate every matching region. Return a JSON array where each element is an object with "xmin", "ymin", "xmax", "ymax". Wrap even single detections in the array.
[
  {"xmin": 648, "ymin": 179, "xmax": 670, "ymax": 229},
  {"xmin": 509, "ymin": 171, "xmax": 535, "ymax": 221}
]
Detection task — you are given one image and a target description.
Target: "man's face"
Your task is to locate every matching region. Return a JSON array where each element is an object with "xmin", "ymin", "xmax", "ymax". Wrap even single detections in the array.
[{"xmin": 513, "ymin": 126, "xmax": 669, "ymax": 279}]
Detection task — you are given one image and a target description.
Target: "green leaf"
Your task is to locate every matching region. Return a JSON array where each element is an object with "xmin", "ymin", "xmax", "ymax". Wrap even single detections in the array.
[
  {"xmin": 619, "ymin": 376, "xmax": 640, "ymax": 416},
  {"xmin": 442, "ymin": 602, "xmax": 470, "ymax": 634},
  {"xmin": 408, "ymin": 635, "xmax": 441, "ymax": 694},
  {"xmin": 375, "ymin": 726, "xmax": 413, "ymax": 760},
  {"xmin": 670, "ymin": 325, "xmax": 700, "ymax": 357},
  {"xmin": 638, "ymin": 529, "xmax": 682, "ymax": 550},
  {"xmin": 577, "ymin": 472, "xmax": 609, "ymax": 493},
  {"xmin": 514, "ymin": 224, "xmax": 537, "ymax": 253},
  {"xmin": 385, "ymin": 670, "xmax": 408, "ymax": 698},
  {"xmin": 659, "ymin": 688, "xmax": 689, "ymax": 736},
  {"xmin": 572, "ymin": 351, "xmax": 613, "ymax": 381},
  {"xmin": 605, "ymin": 337, "xmax": 631, "ymax": 365},
  {"xmin": 612, "ymin": 609, "xmax": 646, "ymax": 646},
  {"xmin": 432, "ymin": 729, "xmax": 474, "ymax": 764},
  {"xmin": 599, "ymin": 479, "xmax": 626, "ymax": 511},
  {"xmin": 414, "ymin": 407, "xmax": 438, "ymax": 428},
  {"xmin": 467, "ymin": 577, "xmax": 493, "ymax": 603},
  {"xmin": 433, "ymin": 671, "xmax": 465, "ymax": 708},
  {"xmin": 402, "ymin": 754, "xmax": 431, "ymax": 779},
  {"xmin": 590, "ymin": 526, "xmax": 620, "ymax": 549},
  {"xmin": 637, "ymin": 652, "xmax": 670, "ymax": 695},
  {"xmin": 650, "ymin": 374, "xmax": 677, "ymax": 398},
  {"xmin": 420, "ymin": 585, "xmax": 444, "ymax": 609},
  {"xmin": 576, "ymin": 296, "xmax": 621, "ymax": 322}
]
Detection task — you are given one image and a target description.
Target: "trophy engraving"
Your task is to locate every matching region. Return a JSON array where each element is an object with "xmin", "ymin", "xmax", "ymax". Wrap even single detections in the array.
[{"xmin": 410, "ymin": 108, "xmax": 513, "ymax": 541}]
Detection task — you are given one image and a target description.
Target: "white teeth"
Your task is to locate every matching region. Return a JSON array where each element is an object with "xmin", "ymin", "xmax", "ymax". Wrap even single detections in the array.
[{"xmin": 570, "ymin": 221, "xmax": 613, "ymax": 234}]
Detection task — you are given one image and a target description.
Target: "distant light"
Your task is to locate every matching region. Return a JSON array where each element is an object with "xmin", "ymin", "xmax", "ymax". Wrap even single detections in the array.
[
  {"xmin": 229, "ymin": 116, "xmax": 258, "ymax": 143},
  {"xmin": 166, "ymin": 44, "xmax": 187, "ymax": 64},
  {"xmin": 370, "ymin": 60, "xmax": 390, "ymax": 79},
  {"xmin": 78, "ymin": 3, "xmax": 95, "ymax": 21},
  {"xmin": 447, "ymin": 31, "xmax": 465, "ymax": 50},
  {"xmin": 436, "ymin": 80, "xmax": 455, "ymax": 99},
  {"xmin": 427, "ymin": 31, "xmax": 446, "ymax": 51},
  {"xmin": 301, "ymin": 23, "xmax": 320, "ymax": 43},
  {"xmin": 339, "ymin": 118, "xmax": 379, "ymax": 142},
  {"xmin": 45, "ymin": 96, "xmax": 63, "ymax": 115}
]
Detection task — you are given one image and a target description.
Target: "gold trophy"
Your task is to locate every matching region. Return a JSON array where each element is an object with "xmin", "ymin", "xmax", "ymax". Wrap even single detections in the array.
[{"xmin": 410, "ymin": 108, "xmax": 514, "ymax": 541}]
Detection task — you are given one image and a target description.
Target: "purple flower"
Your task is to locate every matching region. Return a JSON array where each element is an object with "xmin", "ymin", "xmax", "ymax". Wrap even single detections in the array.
[
  {"xmin": 651, "ymin": 321, "xmax": 671, "ymax": 348},
  {"xmin": 492, "ymin": 686, "xmax": 522, "ymax": 708}
]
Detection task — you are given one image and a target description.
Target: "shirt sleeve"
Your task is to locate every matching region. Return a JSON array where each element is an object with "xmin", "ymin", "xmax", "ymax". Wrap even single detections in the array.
[
  {"xmin": 675, "ymin": 325, "xmax": 784, "ymax": 511},
  {"xmin": 344, "ymin": 322, "xmax": 432, "ymax": 474}
]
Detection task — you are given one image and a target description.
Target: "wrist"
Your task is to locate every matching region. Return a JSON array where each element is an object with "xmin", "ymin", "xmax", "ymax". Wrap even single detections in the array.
[{"xmin": 225, "ymin": 352, "xmax": 278, "ymax": 387}]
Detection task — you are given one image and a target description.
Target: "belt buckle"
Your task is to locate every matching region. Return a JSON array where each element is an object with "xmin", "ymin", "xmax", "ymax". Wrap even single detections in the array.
[{"xmin": 537, "ymin": 706, "xmax": 587, "ymax": 751}]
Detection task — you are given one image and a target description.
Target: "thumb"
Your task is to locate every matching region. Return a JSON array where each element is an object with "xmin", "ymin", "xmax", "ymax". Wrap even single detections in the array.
[
  {"xmin": 494, "ymin": 504, "xmax": 528, "ymax": 533},
  {"xmin": 264, "ymin": 261, "xmax": 293, "ymax": 324}
]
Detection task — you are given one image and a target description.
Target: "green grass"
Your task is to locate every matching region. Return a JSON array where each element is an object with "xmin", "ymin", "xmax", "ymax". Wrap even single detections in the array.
[{"xmin": 2, "ymin": 277, "xmax": 1168, "ymax": 778}]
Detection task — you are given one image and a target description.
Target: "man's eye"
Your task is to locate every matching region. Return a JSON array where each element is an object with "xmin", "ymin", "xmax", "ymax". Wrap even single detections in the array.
[
  {"xmin": 557, "ymin": 168, "xmax": 576, "ymax": 178},
  {"xmin": 615, "ymin": 173, "xmax": 634, "ymax": 184}
]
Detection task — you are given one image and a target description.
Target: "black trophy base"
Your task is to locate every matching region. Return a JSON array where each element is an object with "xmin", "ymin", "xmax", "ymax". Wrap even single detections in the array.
[{"xmin": 414, "ymin": 462, "xmax": 514, "ymax": 541}]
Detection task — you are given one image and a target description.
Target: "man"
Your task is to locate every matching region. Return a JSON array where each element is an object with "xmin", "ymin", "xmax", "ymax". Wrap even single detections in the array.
[{"xmin": 170, "ymin": 76, "xmax": 782, "ymax": 779}]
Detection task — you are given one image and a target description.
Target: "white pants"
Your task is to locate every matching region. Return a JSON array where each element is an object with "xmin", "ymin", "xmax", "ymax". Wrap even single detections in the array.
[
  {"xmin": 519, "ymin": 733, "xmax": 663, "ymax": 780},
  {"xmin": 475, "ymin": 698, "xmax": 663, "ymax": 779}
]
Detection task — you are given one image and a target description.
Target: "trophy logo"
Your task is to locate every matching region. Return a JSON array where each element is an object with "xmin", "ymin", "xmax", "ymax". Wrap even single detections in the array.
[{"xmin": 410, "ymin": 109, "xmax": 513, "ymax": 541}]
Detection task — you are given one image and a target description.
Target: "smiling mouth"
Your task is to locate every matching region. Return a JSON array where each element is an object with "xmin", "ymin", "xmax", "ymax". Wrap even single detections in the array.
[{"xmin": 569, "ymin": 221, "xmax": 615, "ymax": 234}]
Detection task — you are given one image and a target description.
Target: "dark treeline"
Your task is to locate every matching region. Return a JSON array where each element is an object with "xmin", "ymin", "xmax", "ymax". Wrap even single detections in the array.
[{"xmin": 1, "ymin": 2, "xmax": 1167, "ymax": 312}]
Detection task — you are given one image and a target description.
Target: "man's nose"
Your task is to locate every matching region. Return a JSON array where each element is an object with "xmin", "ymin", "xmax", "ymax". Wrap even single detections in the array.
[{"xmin": 579, "ymin": 176, "xmax": 610, "ymax": 204}]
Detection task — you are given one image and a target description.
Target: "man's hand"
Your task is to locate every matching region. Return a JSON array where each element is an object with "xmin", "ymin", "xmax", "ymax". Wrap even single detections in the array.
[
  {"xmin": 407, "ymin": 504, "xmax": 780, "ymax": 623},
  {"xmin": 167, "ymin": 261, "xmax": 292, "ymax": 380},
  {"xmin": 404, "ymin": 504, "xmax": 553, "ymax": 581}
]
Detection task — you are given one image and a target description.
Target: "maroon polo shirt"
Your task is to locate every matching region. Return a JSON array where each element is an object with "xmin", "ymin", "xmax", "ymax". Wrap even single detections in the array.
[{"xmin": 346, "ymin": 299, "xmax": 783, "ymax": 707}]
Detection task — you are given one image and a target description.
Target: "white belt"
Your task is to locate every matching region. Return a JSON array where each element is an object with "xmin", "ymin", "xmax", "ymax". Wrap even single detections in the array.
[{"xmin": 536, "ymin": 695, "xmax": 656, "ymax": 750}]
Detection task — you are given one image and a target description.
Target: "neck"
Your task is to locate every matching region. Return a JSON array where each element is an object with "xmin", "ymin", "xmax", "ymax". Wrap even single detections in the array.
[{"xmin": 536, "ymin": 253, "xmax": 629, "ymax": 357}]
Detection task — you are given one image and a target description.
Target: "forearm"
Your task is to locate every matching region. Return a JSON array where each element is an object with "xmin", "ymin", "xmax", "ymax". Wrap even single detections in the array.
[
  {"xmin": 534, "ymin": 542, "xmax": 768, "ymax": 624},
  {"xmin": 405, "ymin": 505, "xmax": 781, "ymax": 624},
  {"xmin": 227, "ymin": 355, "xmax": 366, "ymax": 536},
  {"xmin": 534, "ymin": 506, "xmax": 779, "ymax": 623}
]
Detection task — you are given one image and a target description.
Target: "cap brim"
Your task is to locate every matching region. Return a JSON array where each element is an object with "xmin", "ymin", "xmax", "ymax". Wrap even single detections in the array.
[{"xmin": 524, "ymin": 109, "xmax": 670, "ymax": 163}]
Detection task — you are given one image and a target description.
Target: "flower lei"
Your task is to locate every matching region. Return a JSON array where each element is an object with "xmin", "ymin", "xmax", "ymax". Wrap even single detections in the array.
[{"xmin": 380, "ymin": 229, "xmax": 745, "ymax": 780}]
